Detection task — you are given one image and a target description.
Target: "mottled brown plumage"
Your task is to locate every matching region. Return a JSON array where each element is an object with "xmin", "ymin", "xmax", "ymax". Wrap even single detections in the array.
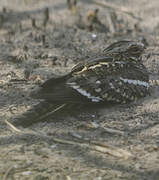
[
  {"xmin": 10, "ymin": 40, "xmax": 149, "ymax": 127},
  {"xmin": 31, "ymin": 40, "xmax": 149, "ymax": 104}
]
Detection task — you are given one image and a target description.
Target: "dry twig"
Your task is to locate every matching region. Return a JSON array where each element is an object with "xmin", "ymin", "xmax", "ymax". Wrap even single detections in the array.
[
  {"xmin": 43, "ymin": 7, "xmax": 49, "ymax": 28},
  {"xmin": 81, "ymin": 0, "xmax": 141, "ymax": 20},
  {"xmin": 52, "ymin": 136, "xmax": 132, "ymax": 159}
]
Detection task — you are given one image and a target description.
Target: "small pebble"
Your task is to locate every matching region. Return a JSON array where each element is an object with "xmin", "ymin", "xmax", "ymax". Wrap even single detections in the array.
[
  {"xmin": 22, "ymin": 171, "xmax": 32, "ymax": 175},
  {"xmin": 50, "ymin": 144, "xmax": 57, "ymax": 149},
  {"xmin": 92, "ymin": 33, "xmax": 97, "ymax": 39}
]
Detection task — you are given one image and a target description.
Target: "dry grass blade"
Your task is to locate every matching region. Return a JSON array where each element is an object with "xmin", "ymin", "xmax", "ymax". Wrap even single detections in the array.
[
  {"xmin": 102, "ymin": 127, "xmax": 125, "ymax": 136},
  {"xmin": 4, "ymin": 118, "xmax": 132, "ymax": 159},
  {"xmin": 3, "ymin": 163, "xmax": 32, "ymax": 180},
  {"xmin": 5, "ymin": 120, "xmax": 22, "ymax": 133},
  {"xmin": 3, "ymin": 166, "xmax": 15, "ymax": 180}
]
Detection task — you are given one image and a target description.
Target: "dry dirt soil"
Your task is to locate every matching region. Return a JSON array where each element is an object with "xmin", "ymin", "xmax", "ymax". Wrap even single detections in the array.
[{"xmin": 1, "ymin": 0, "xmax": 159, "ymax": 179}]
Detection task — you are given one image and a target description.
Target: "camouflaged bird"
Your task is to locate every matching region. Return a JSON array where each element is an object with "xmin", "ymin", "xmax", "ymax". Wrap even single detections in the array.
[
  {"xmin": 31, "ymin": 40, "xmax": 149, "ymax": 104},
  {"xmin": 10, "ymin": 40, "xmax": 149, "ymax": 127}
]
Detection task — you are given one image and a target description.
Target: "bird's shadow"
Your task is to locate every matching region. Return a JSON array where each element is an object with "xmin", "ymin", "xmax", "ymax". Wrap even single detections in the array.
[{"xmin": 40, "ymin": 101, "xmax": 119, "ymax": 123}]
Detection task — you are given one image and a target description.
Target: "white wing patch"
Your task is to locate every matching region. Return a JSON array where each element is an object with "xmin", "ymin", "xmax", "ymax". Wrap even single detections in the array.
[
  {"xmin": 120, "ymin": 77, "xmax": 149, "ymax": 87},
  {"xmin": 67, "ymin": 82, "xmax": 102, "ymax": 102}
]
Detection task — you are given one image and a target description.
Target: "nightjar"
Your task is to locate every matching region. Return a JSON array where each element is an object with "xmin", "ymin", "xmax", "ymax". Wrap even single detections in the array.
[
  {"xmin": 31, "ymin": 40, "xmax": 149, "ymax": 104},
  {"xmin": 10, "ymin": 40, "xmax": 149, "ymax": 127}
]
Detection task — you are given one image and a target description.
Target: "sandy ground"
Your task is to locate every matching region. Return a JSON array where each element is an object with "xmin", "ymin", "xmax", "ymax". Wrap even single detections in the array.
[{"xmin": 1, "ymin": 0, "xmax": 159, "ymax": 179}]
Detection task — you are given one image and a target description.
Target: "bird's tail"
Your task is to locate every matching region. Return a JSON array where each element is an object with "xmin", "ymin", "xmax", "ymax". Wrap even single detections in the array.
[{"xmin": 8, "ymin": 101, "xmax": 65, "ymax": 128}]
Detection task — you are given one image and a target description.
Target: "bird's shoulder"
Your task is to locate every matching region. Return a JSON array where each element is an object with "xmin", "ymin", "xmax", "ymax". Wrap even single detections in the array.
[
  {"xmin": 71, "ymin": 56, "xmax": 113, "ymax": 74},
  {"xmin": 70, "ymin": 55, "xmax": 140, "ymax": 79}
]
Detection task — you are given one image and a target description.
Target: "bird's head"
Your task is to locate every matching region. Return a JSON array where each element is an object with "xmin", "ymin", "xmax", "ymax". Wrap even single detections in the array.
[{"xmin": 103, "ymin": 40, "xmax": 145, "ymax": 62}]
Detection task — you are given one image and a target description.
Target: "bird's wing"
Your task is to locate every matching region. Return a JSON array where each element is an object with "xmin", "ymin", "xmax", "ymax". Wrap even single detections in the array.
[
  {"xmin": 67, "ymin": 60, "xmax": 149, "ymax": 103},
  {"xmin": 31, "ymin": 59, "xmax": 149, "ymax": 104}
]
